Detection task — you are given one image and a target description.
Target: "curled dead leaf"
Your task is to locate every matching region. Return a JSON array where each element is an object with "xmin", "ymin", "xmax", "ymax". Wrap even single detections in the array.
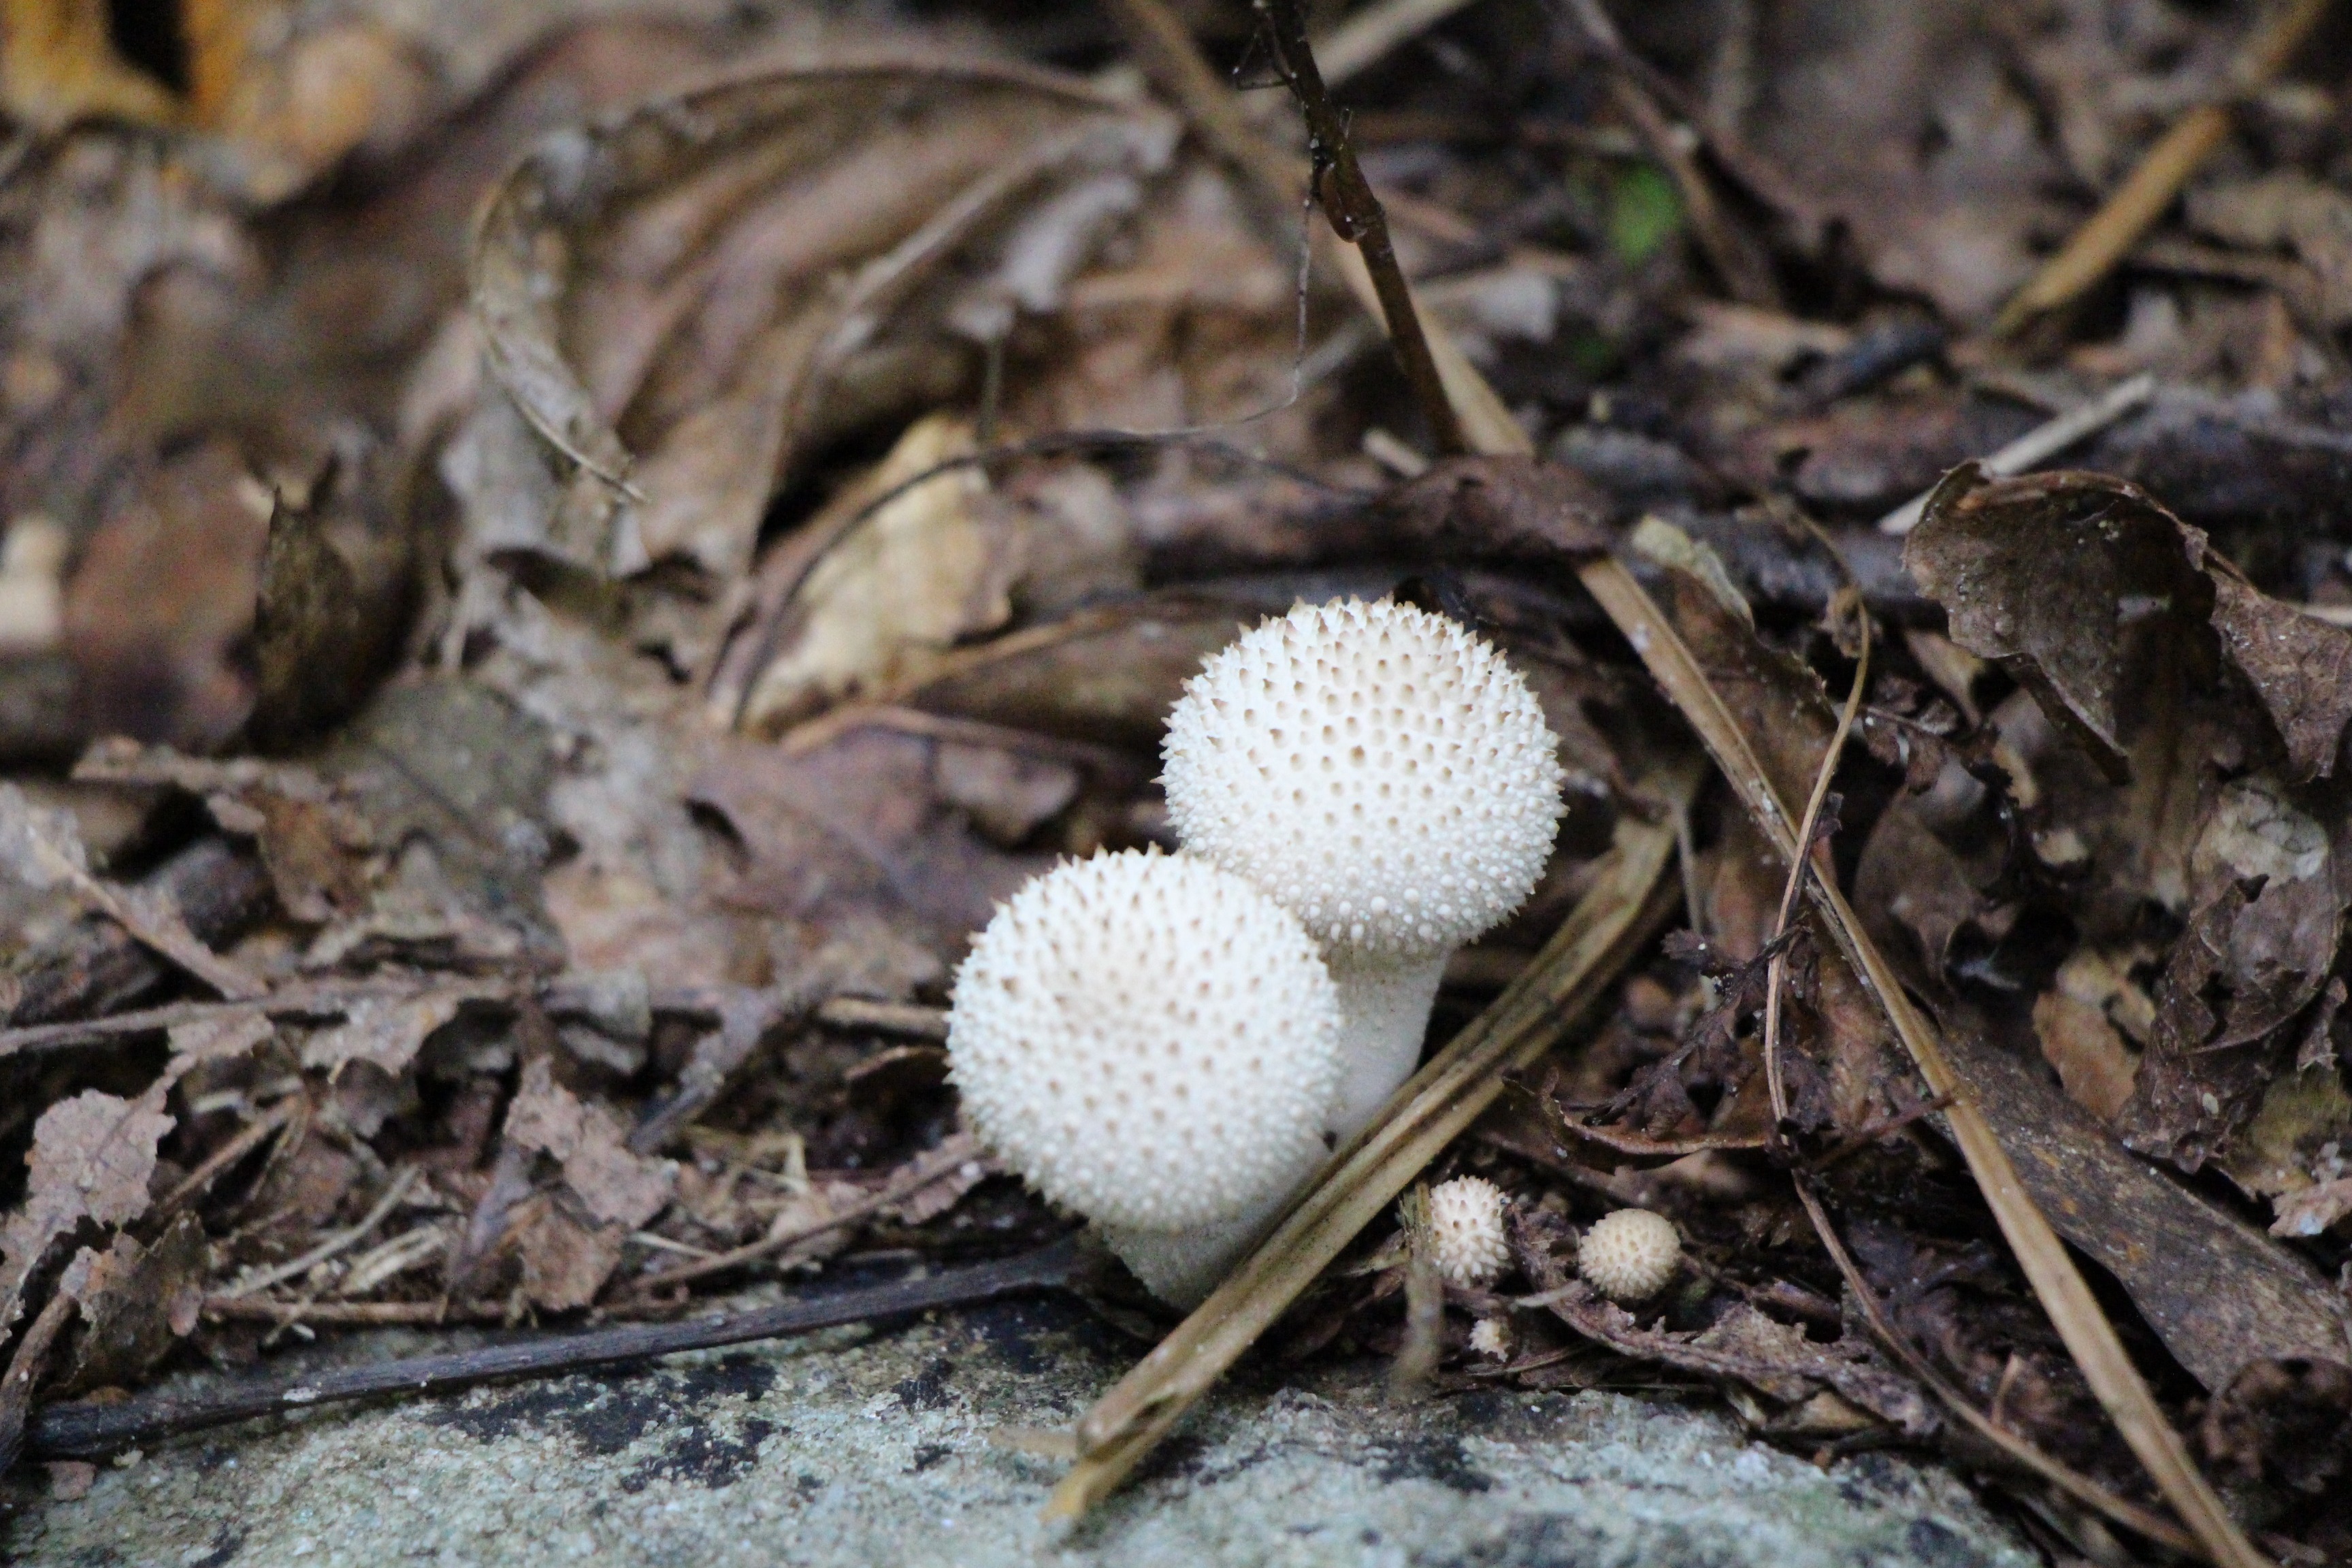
[{"xmin": 468, "ymin": 61, "xmax": 1177, "ymax": 583}]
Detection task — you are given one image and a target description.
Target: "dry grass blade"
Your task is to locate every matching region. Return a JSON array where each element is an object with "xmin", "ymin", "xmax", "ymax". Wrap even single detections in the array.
[
  {"xmin": 1991, "ymin": 0, "xmax": 2333, "ymax": 336},
  {"xmin": 1573, "ymin": 561, "xmax": 2270, "ymax": 1568},
  {"xmin": 1763, "ymin": 595, "xmax": 1867, "ymax": 1130},
  {"xmin": 1046, "ymin": 769, "xmax": 1690, "ymax": 1518}
]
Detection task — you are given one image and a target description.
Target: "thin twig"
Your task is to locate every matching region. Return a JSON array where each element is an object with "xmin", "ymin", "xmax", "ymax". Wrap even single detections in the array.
[
  {"xmin": 155, "ymin": 1100, "xmax": 299, "ymax": 1217},
  {"xmin": 1761, "ymin": 595, "xmax": 1869, "ymax": 1131},
  {"xmin": 216, "ymin": 1166, "xmax": 422, "ymax": 1301},
  {"xmin": 1876, "ymin": 374, "xmax": 2155, "ymax": 536},
  {"xmin": 1258, "ymin": 0, "xmax": 1467, "ymax": 454},
  {"xmin": 0, "ymin": 1288, "xmax": 76, "ymax": 1475},
  {"xmin": 625, "ymin": 1137, "xmax": 989, "ymax": 1296},
  {"xmin": 1991, "ymin": 0, "xmax": 2333, "ymax": 336},
  {"xmin": 27, "ymin": 1241, "xmax": 1079, "ymax": 1463},
  {"xmin": 1317, "ymin": 0, "xmax": 1482, "ymax": 87}
]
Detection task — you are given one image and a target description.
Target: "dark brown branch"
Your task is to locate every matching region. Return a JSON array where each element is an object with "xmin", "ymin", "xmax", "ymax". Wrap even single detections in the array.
[
  {"xmin": 1256, "ymin": 0, "xmax": 1467, "ymax": 455},
  {"xmin": 24, "ymin": 1239, "xmax": 1078, "ymax": 1463}
]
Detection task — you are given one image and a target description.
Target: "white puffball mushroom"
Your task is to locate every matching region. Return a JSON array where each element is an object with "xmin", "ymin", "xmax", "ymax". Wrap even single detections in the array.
[
  {"xmin": 1164, "ymin": 598, "xmax": 1565, "ymax": 1139},
  {"xmin": 1468, "ymin": 1316, "xmax": 1513, "ymax": 1360},
  {"xmin": 1578, "ymin": 1208, "xmax": 1681, "ymax": 1303},
  {"xmin": 1426, "ymin": 1175, "xmax": 1510, "ymax": 1288},
  {"xmin": 946, "ymin": 849, "xmax": 1342, "ymax": 1307}
]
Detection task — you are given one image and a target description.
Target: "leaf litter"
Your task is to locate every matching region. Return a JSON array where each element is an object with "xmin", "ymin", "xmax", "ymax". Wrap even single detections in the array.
[{"xmin": 3, "ymin": 0, "xmax": 2352, "ymax": 1561}]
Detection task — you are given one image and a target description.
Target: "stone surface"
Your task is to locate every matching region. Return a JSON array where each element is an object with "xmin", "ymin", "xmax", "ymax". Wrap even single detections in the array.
[{"xmin": 5, "ymin": 1290, "xmax": 2034, "ymax": 1567}]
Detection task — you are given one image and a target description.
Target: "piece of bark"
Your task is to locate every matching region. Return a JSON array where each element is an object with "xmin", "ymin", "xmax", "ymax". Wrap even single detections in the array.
[{"xmin": 1940, "ymin": 1007, "xmax": 2348, "ymax": 1392}]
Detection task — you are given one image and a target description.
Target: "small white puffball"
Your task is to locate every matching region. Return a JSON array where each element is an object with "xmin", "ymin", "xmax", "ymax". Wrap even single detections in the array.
[
  {"xmin": 946, "ymin": 849, "xmax": 1341, "ymax": 1232},
  {"xmin": 1162, "ymin": 597, "xmax": 1565, "ymax": 965},
  {"xmin": 1426, "ymin": 1175, "xmax": 1510, "ymax": 1287},
  {"xmin": 1468, "ymin": 1316, "xmax": 1512, "ymax": 1360},
  {"xmin": 1578, "ymin": 1208, "xmax": 1681, "ymax": 1303}
]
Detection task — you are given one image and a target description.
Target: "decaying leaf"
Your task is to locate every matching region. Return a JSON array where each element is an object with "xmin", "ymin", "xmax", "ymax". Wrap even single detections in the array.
[
  {"xmin": 2117, "ymin": 774, "xmax": 2345, "ymax": 1171},
  {"xmin": 1910, "ymin": 463, "xmax": 2352, "ymax": 785},
  {"xmin": 883, "ymin": 593, "xmax": 1251, "ymax": 748},
  {"xmin": 316, "ymin": 676, "xmax": 561, "ymax": 967},
  {"xmin": 299, "ymin": 989, "xmax": 471, "ymax": 1079},
  {"xmin": 1937, "ymin": 1001, "xmax": 2345, "ymax": 1392},
  {"xmin": 1906, "ymin": 466, "xmax": 2216, "ymax": 783},
  {"xmin": 2201, "ymin": 1356, "xmax": 2352, "ymax": 1501},
  {"xmin": 60, "ymin": 438, "xmax": 275, "ymax": 750},
  {"xmin": 689, "ymin": 723, "xmax": 1051, "ymax": 948},
  {"xmin": 2031, "ymin": 989, "xmax": 2139, "ymax": 1124},
  {"xmin": 74, "ymin": 740, "xmax": 378, "ymax": 923},
  {"xmin": 466, "ymin": 61, "xmax": 1177, "ymax": 584},
  {"xmin": 0, "ymin": 1089, "xmax": 175, "ymax": 1332},
  {"xmin": 504, "ymin": 1056, "xmax": 674, "ymax": 1231},
  {"xmin": 504, "ymin": 1192, "xmax": 626, "ymax": 1314},
  {"xmin": 54, "ymin": 1213, "xmax": 208, "ymax": 1395},
  {"xmin": 2190, "ymin": 172, "xmax": 2352, "ymax": 329},
  {"xmin": 738, "ymin": 413, "xmax": 1009, "ymax": 735}
]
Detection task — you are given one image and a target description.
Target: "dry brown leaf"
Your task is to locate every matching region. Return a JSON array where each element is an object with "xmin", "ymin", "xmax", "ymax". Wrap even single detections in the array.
[
  {"xmin": 299, "ymin": 990, "xmax": 468, "ymax": 1079},
  {"xmin": 1906, "ymin": 466, "xmax": 2215, "ymax": 784},
  {"xmin": 738, "ymin": 414, "xmax": 1009, "ymax": 734},
  {"xmin": 61, "ymin": 438, "xmax": 275, "ymax": 750},
  {"xmin": 2031, "ymin": 990, "xmax": 2139, "ymax": 1124},
  {"xmin": 688, "ymin": 724, "xmax": 1049, "ymax": 947},
  {"xmin": 2270, "ymin": 1178, "xmax": 2352, "ymax": 1239},
  {"xmin": 1742, "ymin": 0, "xmax": 2069, "ymax": 321},
  {"xmin": 466, "ymin": 61, "xmax": 1177, "ymax": 585},
  {"xmin": 883, "ymin": 593, "xmax": 1251, "ymax": 748},
  {"xmin": 875, "ymin": 1132, "xmax": 991, "ymax": 1227},
  {"xmin": 54, "ymin": 1213, "xmax": 208, "ymax": 1396},
  {"xmin": 504, "ymin": 1056, "xmax": 674, "ymax": 1231},
  {"xmin": 1910, "ymin": 463, "xmax": 2352, "ymax": 786},
  {"xmin": 73, "ymin": 745, "xmax": 376, "ymax": 924},
  {"xmin": 504, "ymin": 1192, "xmax": 625, "ymax": 1313},
  {"xmin": 2224, "ymin": 1064, "xmax": 2352, "ymax": 1204},
  {"xmin": 2189, "ymin": 172, "xmax": 2352, "ymax": 329},
  {"xmin": 0, "ymin": 1090, "xmax": 175, "ymax": 1332},
  {"xmin": 2118, "ymin": 775, "xmax": 2345, "ymax": 1171}
]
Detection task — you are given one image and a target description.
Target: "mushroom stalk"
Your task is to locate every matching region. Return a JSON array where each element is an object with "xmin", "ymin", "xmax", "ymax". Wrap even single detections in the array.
[
  {"xmin": 1098, "ymin": 1159, "xmax": 1320, "ymax": 1307},
  {"xmin": 1325, "ymin": 953, "xmax": 1447, "ymax": 1141}
]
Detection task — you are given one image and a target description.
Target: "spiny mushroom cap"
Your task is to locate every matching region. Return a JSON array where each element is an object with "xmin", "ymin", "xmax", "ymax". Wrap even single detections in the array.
[
  {"xmin": 1578, "ymin": 1208, "xmax": 1681, "ymax": 1302},
  {"xmin": 947, "ymin": 850, "xmax": 1341, "ymax": 1233},
  {"xmin": 1426, "ymin": 1175, "xmax": 1510, "ymax": 1287},
  {"xmin": 1468, "ymin": 1316, "xmax": 1513, "ymax": 1359},
  {"xmin": 1163, "ymin": 598, "xmax": 1564, "ymax": 964}
]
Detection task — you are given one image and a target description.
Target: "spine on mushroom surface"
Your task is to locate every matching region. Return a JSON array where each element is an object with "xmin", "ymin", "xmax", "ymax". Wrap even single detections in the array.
[{"xmin": 1162, "ymin": 597, "xmax": 1565, "ymax": 1142}]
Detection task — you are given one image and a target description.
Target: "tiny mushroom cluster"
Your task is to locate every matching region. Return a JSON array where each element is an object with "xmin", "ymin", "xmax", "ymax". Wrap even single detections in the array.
[{"xmin": 947, "ymin": 598, "xmax": 1566, "ymax": 1307}]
